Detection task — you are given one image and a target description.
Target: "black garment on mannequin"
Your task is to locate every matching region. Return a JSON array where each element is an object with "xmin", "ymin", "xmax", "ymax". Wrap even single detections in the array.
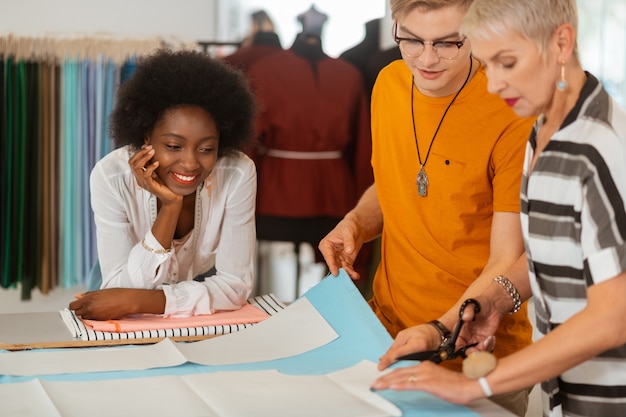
[
  {"xmin": 366, "ymin": 46, "xmax": 402, "ymax": 93},
  {"xmin": 339, "ymin": 19, "xmax": 381, "ymax": 94},
  {"xmin": 251, "ymin": 31, "xmax": 281, "ymax": 48}
]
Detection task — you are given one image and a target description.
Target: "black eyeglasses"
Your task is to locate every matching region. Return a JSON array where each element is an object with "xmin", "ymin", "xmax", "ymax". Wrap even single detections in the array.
[{"xmin": 394, "ymin": 22, "xmax": 466, "ymax": 60}]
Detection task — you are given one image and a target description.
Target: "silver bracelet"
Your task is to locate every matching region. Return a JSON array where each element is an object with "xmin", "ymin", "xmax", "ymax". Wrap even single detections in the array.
[{"xmin": 494, "ymin": 275, "xmax": 521, "ymax": 314}]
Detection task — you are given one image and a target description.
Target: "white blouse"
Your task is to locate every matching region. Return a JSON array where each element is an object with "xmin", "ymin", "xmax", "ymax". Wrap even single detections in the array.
[{"xmin": 90, "ymin": 146, "xmax": 256, "ymax": 317}]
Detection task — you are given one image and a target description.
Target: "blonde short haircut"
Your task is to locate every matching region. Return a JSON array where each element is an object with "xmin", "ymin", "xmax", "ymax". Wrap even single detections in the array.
[
  {"xmin": 389, "ymin": 0, "xmax": 474, "ymax": 21},
  {"xmin": 460, "ymin": 0, "xmax": 579, "ymax": 56}
]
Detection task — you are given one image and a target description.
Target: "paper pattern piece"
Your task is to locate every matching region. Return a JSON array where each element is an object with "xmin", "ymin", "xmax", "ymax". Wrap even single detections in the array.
[
  {"xmin": 60, "ymin": 293, "xmax": 284, "ymax": 341},
  {"xmin": 0, "ymin": 379, "xmax": 62, "ymax": 417},
  {"xmin": 177, "ymin": 296, "xmax": 339, "ymax": 365},
  {"xmin": 43, "ymin": 375, "xmax": 215, "ymax": 417},
  {"xmin": 0, "ymin": 298, "xmax": 337, "ymax": 376},
  {"xmin": 0, "ymin": 271, "xmax": 509, "ymax": 416},
  {"xmin": 0, "ymin": 338, "xmax": 187, "ymax": 377},
  {"xmin": 182, "ymin": 360, "xmax": 401, "ymax": 417},
  {"xmin": 0, "ymin": 361, "xmax": 401, "ymax": 417}
]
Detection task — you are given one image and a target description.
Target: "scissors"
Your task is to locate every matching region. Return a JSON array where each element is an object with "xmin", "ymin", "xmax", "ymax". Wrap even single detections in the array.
[{"xmin": 396, "ymin": 298, "xmax": 481, "ymax": 364}]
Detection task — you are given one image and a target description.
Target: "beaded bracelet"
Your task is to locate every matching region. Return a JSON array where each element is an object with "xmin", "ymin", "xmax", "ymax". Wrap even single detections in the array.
[
  {"xmin": 141, "ymin": 239, "xmax": 173, "ymax": 255},
  {"xmin": 494, "ymin": 275, "xmax": 521, "ymax": 314}
]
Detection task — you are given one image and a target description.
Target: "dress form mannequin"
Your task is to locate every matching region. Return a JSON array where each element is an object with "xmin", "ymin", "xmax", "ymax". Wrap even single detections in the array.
[
  {"xmin": 296, "ymin": 5, "xmax": 328, "ymax": 39},
  {"xmin": 246, "ymin": 5, "xmax": 373, "ymax": 298}
]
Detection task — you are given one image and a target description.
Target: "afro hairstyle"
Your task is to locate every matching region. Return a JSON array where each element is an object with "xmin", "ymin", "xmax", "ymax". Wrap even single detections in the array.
[{"xmin": 109, "ymin": 48, "xmax": 256, "ymax": 157}]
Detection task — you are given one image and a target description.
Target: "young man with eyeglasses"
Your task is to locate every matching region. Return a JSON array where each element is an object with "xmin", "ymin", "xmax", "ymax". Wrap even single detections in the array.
[{"xmin": 319, "ymin": 1, "xmax": 535, "ymax": 415}]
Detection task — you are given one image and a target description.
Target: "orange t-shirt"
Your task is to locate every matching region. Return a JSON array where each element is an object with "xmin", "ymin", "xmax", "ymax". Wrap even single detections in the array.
[{"xmin": 369, "ymin": 60, "xmax": 535, "ymax": 369}]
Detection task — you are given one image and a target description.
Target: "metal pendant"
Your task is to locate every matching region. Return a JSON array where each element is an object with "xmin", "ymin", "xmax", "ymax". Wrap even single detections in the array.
[{"xmin": 416, "ymin": 166, "xmax": 429, "ymax": 197}]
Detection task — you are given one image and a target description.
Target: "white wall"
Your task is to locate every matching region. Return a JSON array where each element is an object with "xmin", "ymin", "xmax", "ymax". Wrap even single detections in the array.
[
  {"xmin": 0, "ymin": 0, "xmax": 390, "ymax": 58},
  {"xmin": 0, "ymin": 0, "xmax": 218, "ymax": 42},
  {"xmin": 222, "ymin": 0, "xmax": 387, "ymax": 58},
  {"xmin": 577, "ymin": 0, "xmax": 626, "ymax": 104}
]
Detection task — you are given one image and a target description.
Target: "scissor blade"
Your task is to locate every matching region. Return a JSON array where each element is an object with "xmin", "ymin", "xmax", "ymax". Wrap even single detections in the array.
[{"xmin": 396, "ymin": 349, "xmax": 439, "ymax": 362}]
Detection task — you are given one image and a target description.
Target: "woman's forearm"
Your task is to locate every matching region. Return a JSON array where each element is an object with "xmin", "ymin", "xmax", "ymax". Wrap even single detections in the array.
[{"xmin": 151, "ymin": 200, "xmax": 183, "ymax": 249}]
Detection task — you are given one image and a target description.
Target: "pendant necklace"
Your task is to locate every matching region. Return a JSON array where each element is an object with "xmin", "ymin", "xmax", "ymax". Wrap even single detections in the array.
[{"xmin": 412, "ymin": 56, "xmax": 473, "ymax": 197}]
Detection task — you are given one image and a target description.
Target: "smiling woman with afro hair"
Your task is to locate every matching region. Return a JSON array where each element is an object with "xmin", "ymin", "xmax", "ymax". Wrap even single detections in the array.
[
  {"xmin": 70, "ymin": 48, "xmax": 260, "ymax": 320},
  {"xmin": 110, "ymin": 48, "xmax": 256, "ymax": 156}
]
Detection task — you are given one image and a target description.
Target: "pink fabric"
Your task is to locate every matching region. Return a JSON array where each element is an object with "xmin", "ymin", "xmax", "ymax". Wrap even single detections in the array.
[{"xmin": 82, "ymin": 304, "xmax": 269, "ymax": 333}]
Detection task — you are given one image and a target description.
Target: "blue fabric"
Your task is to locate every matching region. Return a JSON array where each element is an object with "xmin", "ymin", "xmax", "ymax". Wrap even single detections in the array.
[
  {"xmin": 1, "ymin": 270, "xmax": 478, "ymax": 416},
  {"xmin": 61, "ymin": 59, "xmax": 78, "ymax": 288},
  {"xmin": 86, "ymin": 260, "xmax": 102, "ymax": 292}
]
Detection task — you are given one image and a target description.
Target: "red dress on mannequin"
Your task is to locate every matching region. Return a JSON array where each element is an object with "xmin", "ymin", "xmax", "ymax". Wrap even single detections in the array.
[{"xmin": 246, "ymin": 30, "xmax": 373, "ymax": 287}]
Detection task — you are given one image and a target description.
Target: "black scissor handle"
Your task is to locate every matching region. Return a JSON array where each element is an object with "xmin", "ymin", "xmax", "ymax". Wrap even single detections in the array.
[
  {"xmin": 437, "ymin": 299, "xmax": 482, "ymax": 360},
  {"xmin": 459, "ymin": 298, "xmax": 481, "ymax": 319},
  {"xmin": 395, "ymin": 299, "xmax": 482, "ymax": 364},
  {"xmin": 449, "ymin": 299, "xmax": 481, "ymax": 346}
]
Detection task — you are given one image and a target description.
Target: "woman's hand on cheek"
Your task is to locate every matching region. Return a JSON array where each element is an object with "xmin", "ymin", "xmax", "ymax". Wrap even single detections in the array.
[
  {"xmin": 129, "ymin": 146, "xmax": 180, "ymax": 204},
  {"xmin": 142, "ymin": 161, "xmax": 183, "ymax": 205},
  {"xmin": 130, "ymin": 145, "xmax": 156, "ymax": 184}
]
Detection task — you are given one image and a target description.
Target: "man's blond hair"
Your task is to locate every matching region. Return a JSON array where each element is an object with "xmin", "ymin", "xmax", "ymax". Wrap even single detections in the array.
[{"xmin": 389, "ymin": 0, "xmax": 473, "ymax": 20}]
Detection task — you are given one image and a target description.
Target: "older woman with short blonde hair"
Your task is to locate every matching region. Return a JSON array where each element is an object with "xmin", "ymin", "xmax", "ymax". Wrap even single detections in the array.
[{"xmin": 372, "ymin": 1, "xmax": 626, "ymax": 416}]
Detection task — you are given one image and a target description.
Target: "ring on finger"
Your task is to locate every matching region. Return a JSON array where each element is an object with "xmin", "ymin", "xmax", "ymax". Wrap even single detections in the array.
[
  {"xmin": 141, "ymin": 166, "xmax": 147, "ymax": 172},
  {"xmin": 407, "ymin": 374, "xmax": 417, "ymax": 383}
]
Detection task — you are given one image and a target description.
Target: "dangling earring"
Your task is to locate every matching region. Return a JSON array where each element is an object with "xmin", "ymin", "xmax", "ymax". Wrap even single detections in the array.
[{"xmin": 556, "ymin": 61, "xmax": 567, "ymax": 91}]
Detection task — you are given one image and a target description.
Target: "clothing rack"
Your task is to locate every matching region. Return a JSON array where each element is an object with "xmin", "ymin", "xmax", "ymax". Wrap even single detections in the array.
[
  {"xmin": 196, "ymin": 40, "xmax": 241, "ymax": 54},
  {"xmin": 0, "ymin": 34, "xmax": 193, "ymax": 299}
]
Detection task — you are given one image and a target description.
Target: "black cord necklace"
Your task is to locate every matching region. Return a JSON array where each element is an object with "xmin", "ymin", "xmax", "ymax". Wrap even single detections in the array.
[{"xmin": 412, "ymin": 56, "xmax": 473, "ymax": 197}]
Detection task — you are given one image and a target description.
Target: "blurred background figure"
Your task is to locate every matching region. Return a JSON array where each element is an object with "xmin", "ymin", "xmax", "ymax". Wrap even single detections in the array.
[
  {"xmin": 223, "ymin": 9, "xmax": 283, "ymax": 74},
  {"xmin": 241, "ymin": 9, "xmax": 279, "ymax": 48}
]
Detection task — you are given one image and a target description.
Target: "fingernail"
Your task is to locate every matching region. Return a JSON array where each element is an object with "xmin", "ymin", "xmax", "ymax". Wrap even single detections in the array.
[{"xmin": 483, "ymin": 335, "xmax": 496, "ymax": 351}]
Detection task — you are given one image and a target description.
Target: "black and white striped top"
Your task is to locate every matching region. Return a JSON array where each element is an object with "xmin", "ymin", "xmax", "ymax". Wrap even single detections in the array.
[{"xmin": 521, "ymin": 73, "xmax": 626, "ymax": 416}]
